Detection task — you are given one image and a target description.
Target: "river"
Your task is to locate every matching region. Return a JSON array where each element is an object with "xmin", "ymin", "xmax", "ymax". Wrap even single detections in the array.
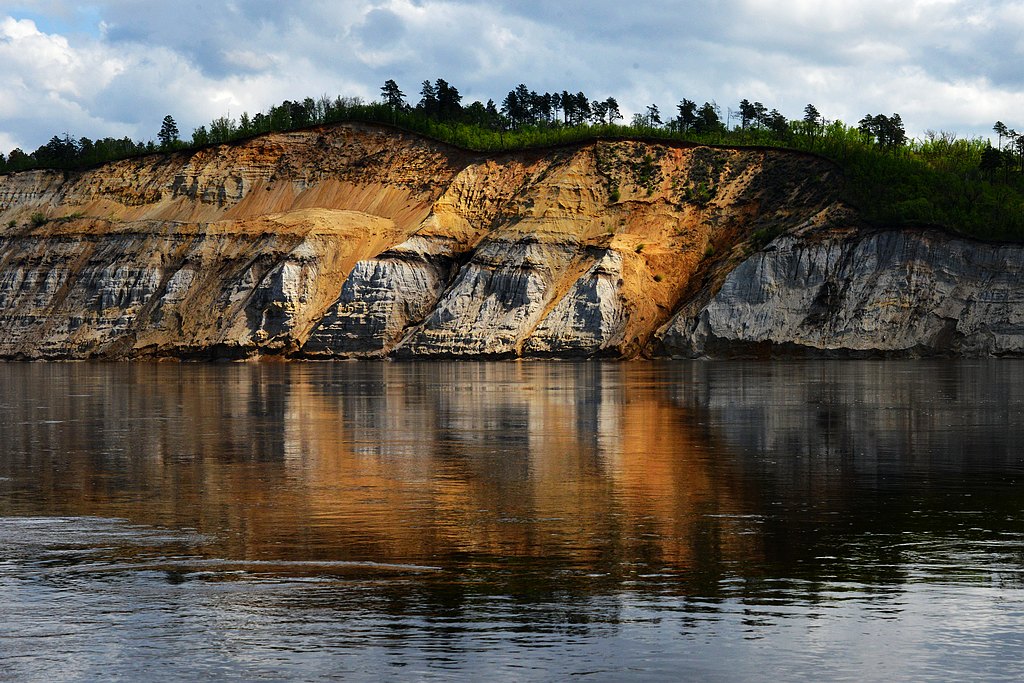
[{"xmin": 1, "ymin": 361, "xmax": 1022, "ymax": 681}]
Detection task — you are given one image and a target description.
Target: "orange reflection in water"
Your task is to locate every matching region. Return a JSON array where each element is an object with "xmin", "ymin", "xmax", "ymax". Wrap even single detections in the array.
[{"xmin": 0, "ymin": 362, "xmax": 764, "ymax": 576}]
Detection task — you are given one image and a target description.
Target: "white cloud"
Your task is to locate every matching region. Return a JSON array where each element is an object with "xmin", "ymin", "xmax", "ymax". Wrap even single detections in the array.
[
  {"xmin": 0, "ymin": 17, "xmax": 120, "ymax": 96},
  {"xmin": 0, "ymin": 16, "xmax": 131, "ymax": 145},
  {"xmin": 0, "ymin": 132, "xmax": 19, "ymax": 155},
  {"xmin": 3, "ymin": 0, "xmax": 1024, "ymax": 153}
]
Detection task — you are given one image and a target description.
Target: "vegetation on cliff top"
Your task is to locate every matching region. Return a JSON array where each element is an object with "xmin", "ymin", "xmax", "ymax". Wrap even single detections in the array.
[{"xmin": 3, "ymin": 78, "xmax": 1024, "ymax": 241}]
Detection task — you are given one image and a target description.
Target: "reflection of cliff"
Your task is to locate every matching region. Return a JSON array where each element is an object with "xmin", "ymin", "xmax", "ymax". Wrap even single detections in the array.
[
  {"xmin": 0, "ymin": 363, "xmax": 761, "ymax": 579},
  {"xmin": 0, "ymin": 364, "xmax": 306, "ymax": 553},
  {"xmin": 280, "ymin": 362, "xmax": 764, "ymax": 575},
  {"xmin": 669, "ymin": 360, "xmax": 1024, "ymax": 485},
  {"xmin": 658, "ymin": 360, "xmax": 1024, "ymax": 582},
  {"xmin": 4, "ymin": 361, "xmax": 1022, "ymax": 595}
]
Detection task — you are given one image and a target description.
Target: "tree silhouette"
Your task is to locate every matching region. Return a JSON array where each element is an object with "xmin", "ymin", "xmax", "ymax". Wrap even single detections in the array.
[
  {"xmin": 858, "ymin": 113, "xmax": 907, "ymax": 150},
  {"xmin": 158, "ymin": 115, "xmax": 179, "ymax": 149},
  {"xmin": 502, "ymin": 86, "xmax": 528, "ymax": 128},
  {"xmin": 767, "ymin": 109, "xmax": 788, "ymax": 138},
  {"xmin": 484, "ymin": 100, "xmax": 501, "ymax": 129},
  {"xmin": 801, "ymin": 104, "xmax": 822, "ymax": 146},
  {"xmin": 573, "ymin": 93, "xmax": 591, "ymax": 126},
  {"xmin": 289, "ymin": 100, "xmax": 311, "ymax": 127},
  {"xmin": 6, "ymin": 148, "xmax": 30, "ymax": 171},
  {"xmin": 191, "ymin": 125, "xmax": 209, "ymax": 147},
  {"xmin": 560, "ymin": 90, "xmax": 574, "ymax": 124},
  {"xmin": 752, "ymin": 102, "xmax": 768, "ymax": 128},
  {"xmin": 434, "ymin": 79, "xmax": 463, "ymax": 121},
  {"xmin": 417, "ymin": 80, "xmax": 438, "ymax": 117},
  {"xmin": 604, "ymin": 97, "xmax": 622, "ymax": 125},
  {"xmin": 676, "ymin": 99, "xmax": 697, "ymax": 133},
  {"xmin": 803, "ymin": 104, "xmax": 821, "ymax": 126},
  {"xmin": 994, "ymin": 121, "xmax": 1008, "ymax": 150},
  {"xmin": 738, "ymin": 99, "xmax": 755, "ymax": 129},
  {"xmin": 380, "ymin": 79, "xmax": 406, "ymax": 110},
  {"xmin": 645, "ymin": 104, "xmax": 662, "ymax": 128},
  {"xmin": 693, "ymin": 102, "xmax": 722, "ymax": 134},
  {"xmin": 34, "ymin": 134, "xmax": 78, "ymax": 168}
]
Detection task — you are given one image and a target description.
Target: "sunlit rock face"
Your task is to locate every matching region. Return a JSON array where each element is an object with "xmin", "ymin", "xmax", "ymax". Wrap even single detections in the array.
[
  {"xmin": 302, "ymin": 235, "xmax": 459, "ymax": 357},
  {"xmin": 0, "ymin": 122, "xmax": 1020, "ymax": 359}
]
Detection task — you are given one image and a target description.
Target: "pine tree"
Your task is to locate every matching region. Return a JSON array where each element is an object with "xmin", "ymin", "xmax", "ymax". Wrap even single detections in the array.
[
  {"xmin": 158, "ymin": 115, "xmax": 180, "ymax": 149},
  {"xmin": 380, "ymin": 79, "xmax": 406, "ymax": 110},
  {"xmin": 676, "ymin": 99, "xmax": 697, "ymax": 132}
]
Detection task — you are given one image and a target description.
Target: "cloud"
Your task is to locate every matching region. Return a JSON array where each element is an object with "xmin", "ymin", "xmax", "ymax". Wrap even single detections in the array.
[
  {"xmin": 3, "ymin": 0, "xmax": 1024, "ymax": 153},
  {"xmin": 0, "ymin": 16, "xmax": 129, "ymax": 145},
  {"xmin": 356, "ymin": 7, "xmax": 406, "ymax": 47}
]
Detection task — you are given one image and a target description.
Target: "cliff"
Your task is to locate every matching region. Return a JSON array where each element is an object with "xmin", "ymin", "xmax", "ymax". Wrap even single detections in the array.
[{"xmin": 1, "ymin": 122, "xmax": 1021, "ymax": 359}]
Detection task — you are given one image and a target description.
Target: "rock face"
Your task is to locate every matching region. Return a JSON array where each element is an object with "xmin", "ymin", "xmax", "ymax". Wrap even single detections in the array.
[
  {"xmin": 659, "ymin": 230, "xmax": 1024, "ymax": 357},
  {"xmin": 1, "ymin": 122, "xmax": 1022, "ymax": 359}
]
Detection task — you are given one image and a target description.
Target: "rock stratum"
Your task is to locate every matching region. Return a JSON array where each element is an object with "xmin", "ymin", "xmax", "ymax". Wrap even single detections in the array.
[{"xmin": 1, "ymin": 122, "xmax": 1022, "ymax": 360}]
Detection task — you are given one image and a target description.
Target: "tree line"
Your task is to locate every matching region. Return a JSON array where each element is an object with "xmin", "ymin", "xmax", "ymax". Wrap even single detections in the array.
[
  {"xmin": 0, "ymin": 94, "xmax": 366, "ymax": 173},
  {"xmin": 1, "ymin": 77, "xmax": 914, "ymax": 174},
  {"xmin": 3, "ymin": 77, "xmax": 1024, "ymax": 240}
]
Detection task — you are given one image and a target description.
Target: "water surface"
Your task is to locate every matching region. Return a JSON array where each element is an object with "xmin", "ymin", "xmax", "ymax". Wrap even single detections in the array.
[{"xmin": 1, "ymin": 361, "xmax": 1022, "ymax": 681}]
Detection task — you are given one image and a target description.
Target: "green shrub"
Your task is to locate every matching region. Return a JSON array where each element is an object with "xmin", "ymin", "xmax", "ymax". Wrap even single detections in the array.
[
  {"xmin": 750, "ymin": 225, "xmax": 784, "ymax": 249},
  {"xmin": 29, "ymin": 212, "xmax": 47, "ymax": 228}
]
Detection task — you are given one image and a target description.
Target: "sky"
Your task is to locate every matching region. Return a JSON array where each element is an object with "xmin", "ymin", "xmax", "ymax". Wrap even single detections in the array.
[{"xmin": 2, "ymin": 0, "xmax": 1024, "ymax": 154}]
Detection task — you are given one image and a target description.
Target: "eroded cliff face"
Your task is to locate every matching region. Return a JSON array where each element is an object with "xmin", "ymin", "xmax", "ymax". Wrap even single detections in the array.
[
  {"xmin": 0, "ymin": 122, "xmax": 1020, "ymax": 359},
  {"xmin": 0, "ymin": 126, "xmax": 453, "ymax": 359},
  {"xmin": 659, "ymin": 228, "xmax": 1024, "ymax": 357}
]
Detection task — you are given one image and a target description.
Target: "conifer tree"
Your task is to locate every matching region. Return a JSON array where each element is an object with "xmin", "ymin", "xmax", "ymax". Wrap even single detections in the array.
[
  {"xmin": 158, "ymin": 115, "xmax": 180, "ymax": 149},
  {"xmin": 380, "ymin": 79, "xmax": 407, "ymax": 109}
]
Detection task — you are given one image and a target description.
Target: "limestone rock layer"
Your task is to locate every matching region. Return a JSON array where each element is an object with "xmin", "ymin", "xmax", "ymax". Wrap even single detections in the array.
[{"xmin": 0, "ymin": 122, "xmax": 1021, "ymax": 359}]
